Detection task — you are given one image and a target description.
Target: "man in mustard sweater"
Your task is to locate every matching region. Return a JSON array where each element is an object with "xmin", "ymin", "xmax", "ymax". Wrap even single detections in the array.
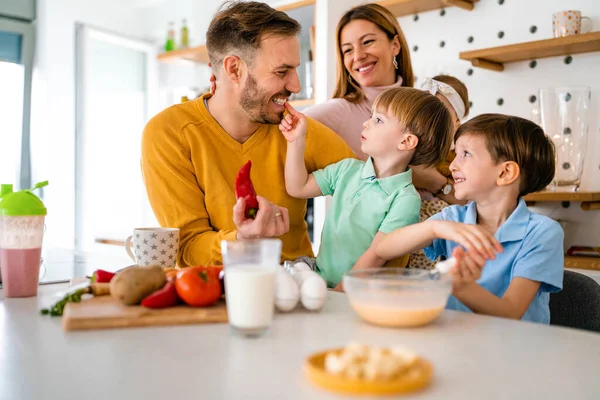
[{"xmin": 141, "ymin": 1, "xmax": 354, "ymax": 267}]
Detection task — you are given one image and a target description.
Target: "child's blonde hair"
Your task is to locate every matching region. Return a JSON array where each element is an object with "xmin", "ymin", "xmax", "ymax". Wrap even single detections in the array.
[{"xmin": 373, "ymin": 87, "xmax": 454, "ymax": 167}]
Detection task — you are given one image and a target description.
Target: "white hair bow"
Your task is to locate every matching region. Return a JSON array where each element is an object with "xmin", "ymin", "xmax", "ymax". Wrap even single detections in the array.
[{"xmin": 421, "ymin": 78, "xmax": 466, "ymax": 120}]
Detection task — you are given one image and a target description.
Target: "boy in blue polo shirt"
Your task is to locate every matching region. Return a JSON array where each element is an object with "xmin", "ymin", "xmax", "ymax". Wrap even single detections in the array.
[
  {"xmin": 280, "ymin": 88, "xmax": 454, "ymax": 289},
  {"xmin": 377, "ymin": 114, "xmax": 563, "ymax": 324}
]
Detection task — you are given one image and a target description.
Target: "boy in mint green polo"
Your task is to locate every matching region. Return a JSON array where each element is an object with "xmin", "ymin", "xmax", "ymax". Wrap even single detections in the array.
[{"xmin": 280, "ymin": 87, "xmax": 454, "ymax": 289}]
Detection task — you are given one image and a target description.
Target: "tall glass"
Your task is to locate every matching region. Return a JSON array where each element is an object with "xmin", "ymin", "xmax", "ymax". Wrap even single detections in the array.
[
  {"xmin": 221, "ymin": 239, "xmax": 281, "ymax": 337},
  {"xmin": 0, "ymin": 215, "xmax": 45, "ymax": 297},
  {"xmin": 539, "ymin": 87, "xmax": 591, "ymax": 190}
]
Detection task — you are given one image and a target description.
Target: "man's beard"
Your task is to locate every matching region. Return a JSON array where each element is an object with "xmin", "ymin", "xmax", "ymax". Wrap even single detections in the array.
[{"xmin": 240, "ymin": 73, "xmax": 291, "ymax": 125}]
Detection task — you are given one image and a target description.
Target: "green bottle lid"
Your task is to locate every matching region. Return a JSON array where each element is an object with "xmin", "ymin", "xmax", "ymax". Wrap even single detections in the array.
[{"xmin": 0, "ymin": 181, "xmax": 48, "ymax": 216}]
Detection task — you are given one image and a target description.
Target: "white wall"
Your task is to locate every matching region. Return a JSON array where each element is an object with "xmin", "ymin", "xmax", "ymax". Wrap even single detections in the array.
[
  {"xmin": 396, "ymin": 0, "xmax": 600, "ymax": 250},
  {"xmin": 31, "ymin": 0, "xmax": 145, "ymax": 249}
]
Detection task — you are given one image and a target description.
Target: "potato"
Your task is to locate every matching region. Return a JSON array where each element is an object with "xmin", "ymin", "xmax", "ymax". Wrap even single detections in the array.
[{"xmin": 110, "ymin": 265, "xmax": 166, "ymax": 305}]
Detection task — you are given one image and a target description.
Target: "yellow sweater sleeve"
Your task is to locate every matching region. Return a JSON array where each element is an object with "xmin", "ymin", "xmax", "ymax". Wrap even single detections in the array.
[{"xmin": 141, "ymin": 110, "xmax": 236, "ymax": 267}]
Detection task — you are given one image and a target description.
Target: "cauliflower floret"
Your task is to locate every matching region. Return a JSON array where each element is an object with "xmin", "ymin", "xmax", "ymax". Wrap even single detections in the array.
[
  {"xmin": 324, "ymin": 353, "xmax": 345, "ymax": 375},
  {"xmin": 345, "ymin": 363, "xmax": 363, "ymax": 380},
  {"xmin": 324, "ymin": 343, "xmax": 420, "ymax": 382},
  {"xmin": 391, "ymin": 346, "xmax": 419, "ymax": 366}
]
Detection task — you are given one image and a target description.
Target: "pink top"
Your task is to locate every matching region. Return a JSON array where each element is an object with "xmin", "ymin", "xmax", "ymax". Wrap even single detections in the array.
[{"xmin": 304, "ymin": 79, "xmax": 404, "ymax": 160}]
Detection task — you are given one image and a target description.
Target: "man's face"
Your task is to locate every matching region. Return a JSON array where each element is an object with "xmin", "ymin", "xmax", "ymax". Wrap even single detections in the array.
[{"xmin": 240, "ymin": 35, "xmax": 301, "ymax": 124}]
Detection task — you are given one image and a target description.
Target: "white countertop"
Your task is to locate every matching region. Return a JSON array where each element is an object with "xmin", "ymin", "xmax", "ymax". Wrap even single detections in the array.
[{"xmin": 1, "ymin": 285, "xmax": 600, "ymax": 400}]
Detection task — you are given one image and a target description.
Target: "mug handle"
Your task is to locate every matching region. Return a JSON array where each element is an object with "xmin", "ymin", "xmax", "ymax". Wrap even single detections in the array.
[
  {"xmin": 582, "ymin": 16, "xmax": 593, "ymax": 34},
  {"xmin": 124, "ymin": 235, "xmax": 136, "ymax": 263}
]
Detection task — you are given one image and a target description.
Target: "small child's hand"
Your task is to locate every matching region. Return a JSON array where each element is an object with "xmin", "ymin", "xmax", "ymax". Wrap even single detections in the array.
[
  {"xmin": 279, "ymin": 102, "xmax": 307, "ymax": 143},
  {"xmin": 432, "ymin": 220, "xmax": 503, "ymax": 260},
  {"xmin": 449, "ymin": 246, "xmax": 485, "ymax": 292}
]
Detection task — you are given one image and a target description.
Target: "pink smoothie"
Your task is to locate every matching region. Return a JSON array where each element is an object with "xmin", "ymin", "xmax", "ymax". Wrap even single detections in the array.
[{"xmin": 0, "ymin": 247, "xmax": 42, "ymax": 297}]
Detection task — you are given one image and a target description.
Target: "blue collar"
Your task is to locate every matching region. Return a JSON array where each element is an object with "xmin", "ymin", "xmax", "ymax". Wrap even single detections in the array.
[{"xmin": 464, "ymin": 198, "xmax": 531, "ymax": 243}]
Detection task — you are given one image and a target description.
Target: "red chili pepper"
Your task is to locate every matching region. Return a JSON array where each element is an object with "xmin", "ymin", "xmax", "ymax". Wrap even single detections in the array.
[
  {"xmin": 141, "ymin": 281, "xmax": 180, "ymax": 309},
  {"xmin": 235, "ymin": 160, "xmax": 259, "ymax": 219},
  {"xmin": 91, "ymin": 269, "xmax": 116, "ymax": 283}
]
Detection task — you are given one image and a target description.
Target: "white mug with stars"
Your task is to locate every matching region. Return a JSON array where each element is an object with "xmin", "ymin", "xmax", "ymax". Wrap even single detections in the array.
[
  {"xmin": 552, "ymin": 10, "xmax": 592, "ymax": 38},
  {"xmin": 124, "ymin": 227, "xmax": 180, "ymax": 267}
]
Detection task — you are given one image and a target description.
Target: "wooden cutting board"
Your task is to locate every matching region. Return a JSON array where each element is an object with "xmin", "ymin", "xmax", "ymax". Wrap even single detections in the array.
[{"xmin": 62, "ymin": 295, "xmax": 228, "ymax": 331}]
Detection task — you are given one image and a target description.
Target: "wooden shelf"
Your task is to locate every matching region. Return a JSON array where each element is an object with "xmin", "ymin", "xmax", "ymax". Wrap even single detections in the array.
[
  {"xmin": 460, "ymin": 31, "xmax": 600, "ymax": 72},
  {"xmin": 377, "ymin": 0, "xmax": 478, "ymax": 17},
  {"xmin": 95, "ymin": 237, "xmax": 126, "ymax": 247},
  {"xmin": 289, "ymin": 98, "xmax": 315, "ymax": 108},
  {"xmin": 276, "ymin": 0, "xmax": 315, "ymax": 12},
  {"xmin": 157, "ymin": 45, "xmax": 209, "ymax": 64},
  {"xmin": 524, "ymin": 190, "xmax": 600, "ymax": 203},
  {"xmin": 157, "ymin": 1, "xmax": 316, "ymax": 64},
  {"xmin": 525, "ymin": 190, "xmax": 600, "ymax": 211},
  {"xmin": 565, "ymin": 255, "xmax": 600, "ymax": 271}
]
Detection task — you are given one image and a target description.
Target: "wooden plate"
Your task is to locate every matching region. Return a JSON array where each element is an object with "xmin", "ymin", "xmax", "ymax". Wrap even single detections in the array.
[{"xmin": 304, "ymin": 348, "xmax": 433, "ymax": 395}]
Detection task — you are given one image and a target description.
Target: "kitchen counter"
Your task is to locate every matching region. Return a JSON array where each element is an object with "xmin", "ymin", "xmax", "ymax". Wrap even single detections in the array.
[{"xmin": 1, "ymin": 285, "xmax": 599, "ymax": 399}]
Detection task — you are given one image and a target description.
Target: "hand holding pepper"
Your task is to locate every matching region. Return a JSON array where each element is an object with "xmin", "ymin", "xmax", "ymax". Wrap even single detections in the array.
[
  {"xmin": 235, "ymin": 160, "xmax": 260, "ymax": 218},
  {"xmin": 233, "ymin": 195, "xmax": 289, "ymax": 240}
]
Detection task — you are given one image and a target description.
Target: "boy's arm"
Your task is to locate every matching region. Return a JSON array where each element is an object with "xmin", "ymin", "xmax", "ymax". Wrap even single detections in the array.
[
  {"xmin": 353, "ymin": 232, "xmax": 389, "ymax": 269},
  {"xmin": 281, "ymin": 104, "xmax": 322, "ymax": 199},
  {"xmin": 284, "ymin": 139, "xmax": 322, "ymax": 199},
  {"xmin": 452, "ymin": 279, "xmax": 541, "ymax": 319},
  {"xmin": 377, "ymin": 219, "xmax": 502, "ymax": 261},
  {"xmin": 377, "ymin": 220, "xmax": 438, "ymax": 260}
]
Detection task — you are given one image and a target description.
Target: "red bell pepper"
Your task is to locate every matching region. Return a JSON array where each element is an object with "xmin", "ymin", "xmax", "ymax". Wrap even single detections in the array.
[
  {"xmin": 235, "ymin": 160, "xmax": 259, "ymax": 219},
  {"xmin": 91, "ymin": 269, "xmax": 116, "ymax": 283},
  {"xmin": 141, "ymin": 281, "xmax": 179, "ymax": 309}
]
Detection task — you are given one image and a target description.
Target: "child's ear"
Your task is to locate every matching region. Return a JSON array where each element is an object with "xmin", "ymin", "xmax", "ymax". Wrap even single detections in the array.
[
  {"xmin": 497, "ymin": 161, "xmax": 520, "ymax": 187},
  {"xmin": 397, "ymin": 133, "xmax": 418, "ymax": 151}
]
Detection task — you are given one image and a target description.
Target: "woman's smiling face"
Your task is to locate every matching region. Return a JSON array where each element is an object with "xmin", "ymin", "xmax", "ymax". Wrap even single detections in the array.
[{"xmin": 340, "ymin": 19, "xmax": 400, "ymax": 88}]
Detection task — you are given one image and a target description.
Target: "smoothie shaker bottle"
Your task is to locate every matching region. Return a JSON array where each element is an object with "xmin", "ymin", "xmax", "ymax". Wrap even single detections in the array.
[{"xmin": 0, "ymin": 181, "xmax": 48, "ymax": 297}]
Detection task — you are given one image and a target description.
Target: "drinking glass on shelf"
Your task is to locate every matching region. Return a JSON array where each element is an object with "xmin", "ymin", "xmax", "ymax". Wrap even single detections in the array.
[{"xmin": 539, "ymin": 87, "xmax": 591, "ymax": 191}]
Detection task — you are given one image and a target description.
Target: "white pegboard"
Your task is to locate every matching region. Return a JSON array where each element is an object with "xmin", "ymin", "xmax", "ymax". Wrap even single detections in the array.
[
  {"xmin": 397, "ymin": 0, "xmax": 600, "ymax": 248},
  {"xmin": 398, "ymin": 0, "xmax": 599, "ymax": 189}
]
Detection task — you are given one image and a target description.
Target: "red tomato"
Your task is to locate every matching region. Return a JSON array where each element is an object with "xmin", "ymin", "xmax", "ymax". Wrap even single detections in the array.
[
  {"xmin": 175, "ymin": 267, "xmax": 222, "ymax": 307},
  {"xmin": 204, "ymin": 266, "xmax": 223, "ymax": 279}
]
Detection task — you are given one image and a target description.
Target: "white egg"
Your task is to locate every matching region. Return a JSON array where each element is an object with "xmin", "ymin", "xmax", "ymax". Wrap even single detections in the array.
[
  {"xmin": 292, "ymin": 268, "xmax": 313, "ymax": 287},
  {"xmin": 275, "ymin": 268, "xmax": 300, "ymax": 312},
  {"xmin": 300, "ymin": 274, "xmax": 327, "ymax": 311},
  {"xmin": 293, "ymin": 261, "xmax": 311, "ymax": 272}
]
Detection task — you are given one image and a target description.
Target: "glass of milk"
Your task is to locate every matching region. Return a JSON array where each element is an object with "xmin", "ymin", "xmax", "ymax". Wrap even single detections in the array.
[{"xmin": 221, "ymin": 239, "xmax": 281, "ymax": 337}]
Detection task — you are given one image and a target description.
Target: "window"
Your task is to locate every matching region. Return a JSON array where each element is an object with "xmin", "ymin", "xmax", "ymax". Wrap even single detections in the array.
[
  {"xmin": 75, "ymin": 25, "xmax": 158, "ymax": 253},
  {"xmin": 0, "ymin": 19, "xmax": 34, "ymax": 189}
]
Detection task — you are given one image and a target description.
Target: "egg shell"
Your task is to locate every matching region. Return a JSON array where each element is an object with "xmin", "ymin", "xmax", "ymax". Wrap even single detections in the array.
[
  {"xmin": 300, "ymin": 274, "xmax": 327, "ymax": 311},
  {"xmin": 275, "ymin": 268, "xmax": 300, "ymax": 312},
  {"xmin": 292, "ymin": 269, "xmax": 314, "ymax": 287},
  {"xmin": 293, "ymin": 261, "xmax": 311, "ymax": 272}
]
